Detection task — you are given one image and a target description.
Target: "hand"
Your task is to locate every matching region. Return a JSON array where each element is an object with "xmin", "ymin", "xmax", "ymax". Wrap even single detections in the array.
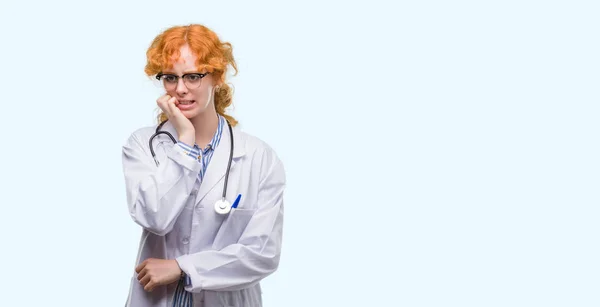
[
  {"xmin": 135, "ymin": 258, "xmax": 182, "ymax": 292},
  {"xmin": 156, "ymin": 94, "xmax": 195, "ymax": 145}
]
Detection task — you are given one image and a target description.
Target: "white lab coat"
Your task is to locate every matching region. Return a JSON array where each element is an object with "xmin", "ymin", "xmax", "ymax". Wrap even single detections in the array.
[{"xmin": 121, "ymin": 120, "xmax": 285, "ymax": 307}]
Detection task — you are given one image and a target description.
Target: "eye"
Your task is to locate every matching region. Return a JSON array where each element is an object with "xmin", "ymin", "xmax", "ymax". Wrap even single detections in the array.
[
  {"xmin": 186, "ymin": 74, "xmax": 201, "ymax": 82},
  {"xmin": 162, "ymin": 75, "xmax": 178, "ymax": 83}
]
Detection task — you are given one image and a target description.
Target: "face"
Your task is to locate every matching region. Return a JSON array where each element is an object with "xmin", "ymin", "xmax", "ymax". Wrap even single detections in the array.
[{"xmin": 159, "ymin": 44, "xmax": 217, "ymax": 119}]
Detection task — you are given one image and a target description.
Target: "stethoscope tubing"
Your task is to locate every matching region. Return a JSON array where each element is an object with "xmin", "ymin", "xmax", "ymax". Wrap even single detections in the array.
[{"xmin": 149, "ymin": 119, "xmax": 234, "ymax": 202}]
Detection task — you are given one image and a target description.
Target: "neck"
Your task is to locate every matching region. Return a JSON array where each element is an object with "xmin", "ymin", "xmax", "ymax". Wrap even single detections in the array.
[{"xmin": 190, "ymin": 107, "xmax": 219, "ymax": 147}]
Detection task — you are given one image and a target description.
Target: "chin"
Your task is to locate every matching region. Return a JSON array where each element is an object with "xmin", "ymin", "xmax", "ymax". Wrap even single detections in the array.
[
  {"xmin": 182, "ymin": 110, "xmax": 200, "ymax": 119},
  {"xmin": 182, "ymin": 105, "xmax": 211, "ymax": 119}
]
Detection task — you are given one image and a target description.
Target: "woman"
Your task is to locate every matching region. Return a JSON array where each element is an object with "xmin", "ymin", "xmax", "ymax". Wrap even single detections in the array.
[{"xmin": 121, "ymin": 24, "xmax": 286, "ymax": 307}]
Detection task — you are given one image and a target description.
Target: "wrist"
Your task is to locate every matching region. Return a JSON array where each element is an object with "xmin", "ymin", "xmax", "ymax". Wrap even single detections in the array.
[
  {"xmin": 168, "ymin": 259, "xmax": 183, "ymax": 279},
  {"xmin": 179, "ymin": 133, "xmax": 195, "ymax": 147}
]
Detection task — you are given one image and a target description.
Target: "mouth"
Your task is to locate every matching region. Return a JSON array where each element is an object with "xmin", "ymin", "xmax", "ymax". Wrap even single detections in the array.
[{"xmin": 177, "ymin": 100, "xmax": 196, "ymax": 110}]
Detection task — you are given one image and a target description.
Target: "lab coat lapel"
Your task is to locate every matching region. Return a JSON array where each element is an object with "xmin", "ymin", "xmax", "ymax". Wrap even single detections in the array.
[{"xmin": 196, "ymin": 123, "xmax": 245, "ymax": 204}]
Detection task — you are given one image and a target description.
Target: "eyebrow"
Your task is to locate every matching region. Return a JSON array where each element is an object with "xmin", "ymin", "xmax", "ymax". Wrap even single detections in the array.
[{"xmin": 162, "ymin": 71, "xmax": 203, "ymax": 75}]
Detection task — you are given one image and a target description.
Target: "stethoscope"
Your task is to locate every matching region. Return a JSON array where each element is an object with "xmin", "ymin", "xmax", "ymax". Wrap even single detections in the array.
[{"xmin": 148, "ymin": 119, "xmax": 236, "ymax": 215}]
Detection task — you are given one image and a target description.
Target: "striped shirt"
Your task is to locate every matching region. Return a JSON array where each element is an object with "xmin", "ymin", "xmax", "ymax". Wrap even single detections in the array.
[
  {"xmin": 176, "ymin": 115, "xmax": 225, "ymax": 181},
  {"xmin": 171, "ymin": 114, "xmax": 225, "ymax": 306}
]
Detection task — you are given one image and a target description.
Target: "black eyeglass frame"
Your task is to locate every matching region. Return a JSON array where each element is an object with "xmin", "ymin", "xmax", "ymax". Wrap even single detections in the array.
[{"xmin": 155, "ymin": 72, "xmax": 210, "ymax": 81}]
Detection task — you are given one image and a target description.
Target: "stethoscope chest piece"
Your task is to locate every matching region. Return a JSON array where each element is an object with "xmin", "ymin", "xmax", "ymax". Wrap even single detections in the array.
[{"xmin": 214, "ymin": 198, "xmax": 232, "ymax": 215}]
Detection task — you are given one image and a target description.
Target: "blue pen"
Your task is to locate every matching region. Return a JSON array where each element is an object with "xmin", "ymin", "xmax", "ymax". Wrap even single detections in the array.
[{"xmin": 231, "ymin": 194, "xmax": 242, "ymax": 209}]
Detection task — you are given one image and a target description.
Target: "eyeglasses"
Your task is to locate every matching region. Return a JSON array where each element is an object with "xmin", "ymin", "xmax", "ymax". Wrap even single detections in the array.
[{"xmin": 156, "ymin": 72, "xmax": 210, "ymax": 90}]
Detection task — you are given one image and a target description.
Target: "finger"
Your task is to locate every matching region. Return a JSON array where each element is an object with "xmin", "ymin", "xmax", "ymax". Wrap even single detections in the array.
[
  {"xmin": 156, "ymin": 95, "xmax": 172, "ymax": 112},
  {"xmin": 168, "ymin": 98, "xmax": 181, "ymax": 116},
  {"xmin": 137, "ymin": 268, "xmax": 147, "ymax": 281},
  {"xmin": 161, "ymin": 96, "xmax": 179, "ymax": 117},
  {"xmin": 140, "ymin": 273, "xmax": 152, "ymax": 287},
  {"xmin": 156, "ymin": 94, "xmax": 168, "ymax": 105},
  {"xmin": 144, "ymin": 279, "xmax": 156, "ymax": 292},
  {"xmin": 158, "ymin": 94, "xmax": 171, "ymax": 103},
  {"xmin": 135, "ymin": 260, "xmax": 146, "ymax": 273}
]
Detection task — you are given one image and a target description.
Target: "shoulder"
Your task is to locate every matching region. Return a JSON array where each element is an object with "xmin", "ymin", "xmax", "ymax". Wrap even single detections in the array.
[
  {"xmin": 122, "ymin": 125, "xmax": 159, "ymax": 148},
  {"xmin": 239, "ymin": 130, "xmax": 282, "ymax": 162},
  {"xmin": 132, "ymin": 125, "xmax": 158, "ymax": 139},
  {"xmin": 237, "ymin": 129, "xmax": 286, "ymax": 180}
]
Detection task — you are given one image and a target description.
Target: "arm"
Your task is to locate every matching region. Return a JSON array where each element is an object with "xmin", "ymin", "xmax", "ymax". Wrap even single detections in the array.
[
  {"xmin": 121, "ymin": 133, "xmax": 202, "ymax": 236},
  {"xmin": 175, "ymin": 156, "xmax": 286, "ymax": 292}
]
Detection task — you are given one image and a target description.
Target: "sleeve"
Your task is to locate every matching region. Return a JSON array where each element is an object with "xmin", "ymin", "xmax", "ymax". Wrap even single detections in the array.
[
  {"xmin": 175, "ymin": 154, "xmax": 286, "ymax": 292},
  {"xmin": 121, "ymin": 132, "xmax": 203, "ymax": 236},
  {"xmin": 177, "ymin": 141, "xmax": 201, "ymax": 160}
]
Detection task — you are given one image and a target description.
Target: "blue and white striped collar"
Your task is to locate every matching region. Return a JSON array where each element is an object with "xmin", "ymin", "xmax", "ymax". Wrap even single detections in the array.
[{"xmin": 198, "ymin": 114, "xmax": 225, "ymax": 152}]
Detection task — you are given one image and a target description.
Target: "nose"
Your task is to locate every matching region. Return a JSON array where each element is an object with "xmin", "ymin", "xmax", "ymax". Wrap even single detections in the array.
[{"xmin": 175, "ymin": 78, "xmax": 188, "ymax": 95}]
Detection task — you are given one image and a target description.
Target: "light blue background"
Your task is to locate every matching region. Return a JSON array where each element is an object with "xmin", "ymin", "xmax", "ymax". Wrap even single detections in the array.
[{"xmin": 0, "ymin": 0, "xmax": 598, "ymax": 306}]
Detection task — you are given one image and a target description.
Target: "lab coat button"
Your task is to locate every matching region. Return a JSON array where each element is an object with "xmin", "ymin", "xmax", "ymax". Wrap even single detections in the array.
[{"xmin": 182, "ymin": 237, "xmax": 190, "ymax": 244}]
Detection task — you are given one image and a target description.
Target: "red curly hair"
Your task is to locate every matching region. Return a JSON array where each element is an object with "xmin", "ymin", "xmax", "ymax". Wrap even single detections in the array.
[{"xmin": 145, "ymin": 24, "xmax": 238, "ymax": 126}]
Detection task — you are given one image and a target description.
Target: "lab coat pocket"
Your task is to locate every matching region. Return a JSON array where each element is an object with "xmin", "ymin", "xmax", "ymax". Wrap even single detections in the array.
[{"xmin": 212, "ymin": 208, "xmax": 256, "ymax": 250}]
